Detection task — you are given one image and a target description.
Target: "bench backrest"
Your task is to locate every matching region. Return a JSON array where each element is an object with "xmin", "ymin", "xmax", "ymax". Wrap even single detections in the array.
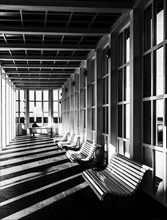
[
  {"xmin": 107, "ymin": 154, "xmax": 150, "ymax": 191},
  {"xmin": 80, "ymin": 140, "xmax": 97, "ymax": 160},
  {"xmin": 68, "ymin": 134, "xmax": 80, "ymax": 145},
  {"xmin": 62, "ymin": 132, "xmax": 70, "ymax": 141},
  {"xmin": 68, "ymin": 134, "xmax": 75, "ymax": 143}
]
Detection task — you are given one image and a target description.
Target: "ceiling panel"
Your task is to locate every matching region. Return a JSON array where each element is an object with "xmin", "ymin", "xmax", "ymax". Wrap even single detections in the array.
[{"xmin": 0, "ymin": 0, "xmax": 133, "ymax": 89}]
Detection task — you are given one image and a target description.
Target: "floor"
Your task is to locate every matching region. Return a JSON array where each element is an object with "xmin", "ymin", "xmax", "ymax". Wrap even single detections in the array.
[{"xmin": 0, "ymin": 135, "xmax": 167, "ymax": 220}]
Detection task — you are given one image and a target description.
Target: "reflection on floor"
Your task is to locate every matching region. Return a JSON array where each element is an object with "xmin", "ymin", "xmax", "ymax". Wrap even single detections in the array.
[{"xmin": 0, "ymin": 135, "xmax": 167, "ymax": 220}]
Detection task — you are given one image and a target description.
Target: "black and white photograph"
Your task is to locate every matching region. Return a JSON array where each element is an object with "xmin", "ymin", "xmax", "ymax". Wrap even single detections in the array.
[{"xmin": 0, "ymin": 0, "xmax": 167, "ymax": 219}]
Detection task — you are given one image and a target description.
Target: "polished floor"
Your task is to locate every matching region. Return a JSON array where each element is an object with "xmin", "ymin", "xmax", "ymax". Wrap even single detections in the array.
[{"xmin": 0, "ymin": 135, "xmax": 167, "ymax": 220}]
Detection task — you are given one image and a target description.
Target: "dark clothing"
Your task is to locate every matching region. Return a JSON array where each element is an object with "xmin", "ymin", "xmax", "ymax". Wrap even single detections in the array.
[{"xmin": 32, "ymin": 122, "xmax": 39, "ymax": 127}]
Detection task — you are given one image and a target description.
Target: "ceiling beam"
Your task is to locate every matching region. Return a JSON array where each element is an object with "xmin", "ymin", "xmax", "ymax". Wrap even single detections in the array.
[
  {"xmin": 0, "ymin": 55, "xmax": 85, "ymax": 61},
  {"xmin": 0, "ymin": 44, "xmax": 94, "ymax": 51},
  {"xmin": 0, "ymin": 27, "xmax": 108, "ymax": 36},
  {"xmin": 0, "ymin": 0, "xmax": 132, "ymax": 13},
  {"xmin": 9, "ymin": 76, "xmax": 70, "ymax": 79},
  {"xmin": 15, "ymin": 86, "xmax": 62, "ymax": 89},
  {"xmin": 2, "ymin": 64, "xmax": 78, "ymax": 69},
  {"xmin": 12, "ymin": 80, "xmax": 65, "ymax": 84},
  {"xmin": 5, "ymin": 71, "xmax": 73, "ymax": 75},
  {"xmin": 14, "ymin": 84, "xmax": 65, "ymax": 87}
]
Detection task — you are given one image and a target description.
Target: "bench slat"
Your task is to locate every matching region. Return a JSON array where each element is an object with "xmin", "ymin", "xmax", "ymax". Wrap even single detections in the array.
[
  {"xmin": 114, "ymin": 155, "xmax": 148, "ymax": 173},
  {"xmin": 89, "ymin": 169, "xmax": 130, "ymax": 195},
  {"xmin": 110, "ymin": 157, "xmax": 145, "ymax": 176},
  {"xmin": 109, "ymin": 163, "xmax": 141, "ymax": 186},
  {"xmin": 100, "ymin": 170, "xmax": 134, "ymax": 194}
]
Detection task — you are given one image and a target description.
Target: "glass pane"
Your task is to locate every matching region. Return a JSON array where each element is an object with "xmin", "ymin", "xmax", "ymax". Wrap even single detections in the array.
[
  {"xmin": 118, "ymin": 105, "xmax": 122, "ymax": 137},
  {"xmin": 156, "ymin": 99, "xmax": 163, "ymax": 146},
  {"xmin": 156, "ymin": 47, "xmax": 164, "ymax": 95},
  {"xmin": 84, "ymin": 73, "xmax": 86, "ymax": 87},
  {"xmin": 53, "ymin": 101, "xmax": 58, "ymax": 112},
  {"xmin": 143, "ymin": 54, "xmax": 151, "ymax": 97},
  {"xmin": 59, "ymin": 89, "xmax": 62, "ymax": 99},
  {"xmin": 125, "ymin": 104, "xmax": 130, "ymax": 139},
  {"xmin": 125, "ymin": 66, "xmax": 130, "ymax": 101},
  {"xmin": 126, "ymin": 28, "xmax": 130, "ymax": 63},
  {"xmin": 20, "ymin": 101, "xmax": 24, "ymax": 113},
  {"xmin": 53, "ymin": 112, "xmax": 58, "ymax": 117},
  {"xmin": 29, "ymin": 102, "xmax": 34, "ymax": 112},
  {"xmin": 53, "ymin": 90, "xmax": 58, "ymax": 100},
  {"xmin": 84, "ymin": 109, "xmax": 86, "ymax": 128},
  {"xmin": 29, "ymin": 117, "xmax": 34, "ymax": 123},
  {"xmin": 20, "ymin": 112, "xmax": 24, "ymax": 117},
  {"xmin": 36, "ymin": 90, "xmax": 42, "ymax": 101},
  {"xmin": 44, "ymin": 117, "xmax": 48, "ymax": 123},
  {"xmin": 29, "ymin": 90, "xmax": 34, "ymax": 100},
  {"xmin": 103, "ymin": 106, "xmax": 108, "ymax": 134},
  {"xmin": 84, "ymin": 89, "xmax": 86, "ymax": 108},
  {"xmin": 119, "ymin": 33, "xmax": 123, "ymax": 66},
  {"xmin": 118, "ymin": 140, "xmax": 124, "ymax": 155},
  {"xmin": 44, "ymin": 112, "xmax": 48, "ymax": 117},
  {"xmin": 118, "ymin": 70, "xmax": 123, "ymax": 102},
  {"xmin": 103, "ymin": 77, "xmax": 108, "ymax": 105},
  {"xmin": 36, "ymin": 117, "xmax": 42, "ymax": 123},
  {"xmin": 92, "ymin": 108, "xmax": 95, "ymax": 130},
  {"xmin": 16, "ymin": 102, "xmax": 19, "ymax": 112},
  {"xmin": 92, "ymin": 84, "xmax": 95, "ymax": 106},
  {"xmin": 53, "ymin": 117, "xmax": 58, "ymax": 123},
  {"xmin": 103, "ymin": 48, "xmax": 108, "ymax": 76},
  {"xmin": 43, "ymin": 90, "xmax": 48, "ymax": 101},
  {"xmin": 20, "ymin": 90, "xmax": 24, "ymax": 101},
  {"xmin": 29, "ymin": 113, "xmax": 34, "ymax": 117},
  {"xmin": 125, "ymin": 142, "xmax": 130, "ymax": 158},
  {"xmin": 143, "ymin": 101, "xmax": 151, "ymax": 144},
  {"xmin": 144, "ymin": 6, "xmax": 152, "ymax": 51},
  {"xmin": 36, "ymin": 102, "xmax": 42, "ymax": 113},
  {"xmin": 156, "ymin": 1, "xmax": 164, "ymax": 45},
  {"xmin": 92, "ymin": 59, "xmax": 95, "ymax": 82},
  {"xmin": 43, "ymin": 102, "xmax": 48, "ymax": 112},
  {"xmin": 59, "ymin": 102, "xmax": 61, "ymax": 113},
  {"xmin": 16, "ymin": 90, "xmax": 19, "ymax": 100}
]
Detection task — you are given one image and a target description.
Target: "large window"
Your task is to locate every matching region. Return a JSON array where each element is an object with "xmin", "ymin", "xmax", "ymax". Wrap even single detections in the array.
[
  {"xmin": 143, "ymin": 0, "xmax": 166, "ymax": 201},
  {"xmin": 118, "ymin": 27, "xmax": 130, "ymax": 157},
  {"xmin": 102, "ymin": 47, "xmax": 110, "ymax": 146},
  {"xmin": 92, "ymin": 59, "xmax": 96, "ymax": 141},
  {"xmin": 83, "ymin": 71, "xmax": 87, "ymax": 129},
  {"xmin": 74, "ymin": 73, "xmax": 79, "ymax": 133},
  {"xmin": 0, "ymin": 70, "xmax": 15, "ymax": 148},
  {"xmin": 53, "ymin": 89, "xmax": 62, "ymax": 124},
  {"xmin": 29, "ymin": 90, "xmax": 48, "ymax": 126},
  {"xmin": 16, "ymin": 90, "xmax": 25, "ymax": 124}
]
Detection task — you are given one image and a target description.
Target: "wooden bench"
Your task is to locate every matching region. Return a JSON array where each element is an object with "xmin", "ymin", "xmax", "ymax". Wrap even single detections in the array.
[
  {"xmin": 58, "ymin": 134, "xmax": 80, "ymax": 150},
  {"xmin": 66, "ymin": 140, "xmax": 97, "ymax": 163},
  {"xmin": 53, "ymin": 132, "xmax": 70, "ymax": 143},
  {"xmin": 82, "ymin": 153, "xmax": 151, "ymax": 201}
]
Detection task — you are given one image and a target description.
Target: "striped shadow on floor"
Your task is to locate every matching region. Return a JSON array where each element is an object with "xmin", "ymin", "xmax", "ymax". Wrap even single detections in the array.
[{"xmin": 0, "ymin": 135, "xmax": 88, "ymax": 220}]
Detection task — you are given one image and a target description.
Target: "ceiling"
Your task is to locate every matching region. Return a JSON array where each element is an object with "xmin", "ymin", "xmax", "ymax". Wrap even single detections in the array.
[{"xmin": 0, "ymin": 0, "xmax": 133, "ymax": 90}]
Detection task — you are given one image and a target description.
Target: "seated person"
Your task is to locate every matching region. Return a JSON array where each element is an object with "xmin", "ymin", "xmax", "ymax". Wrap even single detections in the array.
[
  {"xmin": 32, "ymin": 121, "xmax": 39, "ymax": 127},
  {"xmin": 31, "ymin": 121, "xmax": 39, "ymax": 137}
]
